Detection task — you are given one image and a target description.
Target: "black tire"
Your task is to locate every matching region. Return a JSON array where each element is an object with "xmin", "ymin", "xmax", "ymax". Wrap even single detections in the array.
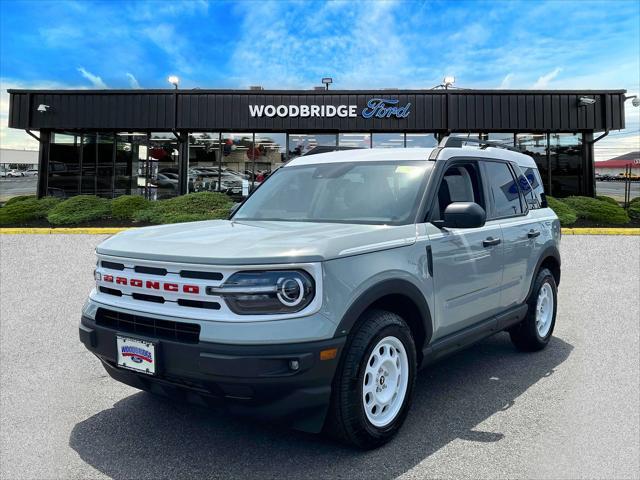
[
  {"xmin": 510, "ymin": 268, "xmax": 557, "ymax": 352},
  {"xmin": 324, "ymin": 309, "xmax": 417, "ymax": 449}
]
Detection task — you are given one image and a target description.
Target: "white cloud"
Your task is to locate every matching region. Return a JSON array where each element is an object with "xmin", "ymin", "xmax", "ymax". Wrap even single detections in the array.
[
  {"xmin": 532, "ymin": 67, "xmax": 562, "ymax": 89},
  {"xmin": 126, "ymin": 73, "xmax": 140, "ymax": 89},
  {"xmin": 499, "ymin": 73, "xmax": 514, "ymax": 89},
  {"xmin": 77, "ymin": 67, "xmax": 107, "ymax": 88}
]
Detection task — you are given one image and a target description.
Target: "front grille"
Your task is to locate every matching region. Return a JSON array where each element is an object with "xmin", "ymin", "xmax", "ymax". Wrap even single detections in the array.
[{"xmin": 96, "ymin": 308, "xmax": 200, "ymax": 343}]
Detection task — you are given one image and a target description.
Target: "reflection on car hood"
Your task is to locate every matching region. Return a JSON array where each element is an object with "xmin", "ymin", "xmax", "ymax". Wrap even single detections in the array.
[{"xmin": 96, "ymin": 220, "xmax": 418, "ymax": 265}]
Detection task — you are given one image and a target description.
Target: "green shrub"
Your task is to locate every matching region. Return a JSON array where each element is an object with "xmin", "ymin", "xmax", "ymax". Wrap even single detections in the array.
[
  {"xmin": 563, "ymin": 196, "xmax": 630, "ymax": 225},
  {"xmin": 628, "ymin": 205, "xmax": 640, "ymax": 221},
  {"xmin": 546, "ymin": 196, "xmax": 577, "ymax": 226},
  {"xmin": 47, "ymin": 195, "xmax": 112, "ymax": 225},
  {"xmin": 111, "ymin": 195, "xmax": 150, "ymax": 221},
  {"xmin": 0, "ymin": 197, "xmax": 61, "ymax": 225},
  {"xmin": 4, "ymin": 195, "xmax": 36, "ymax": 206},
  {"xmin": 595, "ymin": 195, "xmax": 619, "ymax": 205},
  {"xmin": 134, "ymin": 192, "xmax": 233, "ymax": 224},
  {"xmin": 629, "ymin": 197, "xmax": 640, "ymax": 207}
]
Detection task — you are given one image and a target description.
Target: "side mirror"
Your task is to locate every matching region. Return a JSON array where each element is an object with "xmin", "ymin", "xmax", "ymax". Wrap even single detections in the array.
[
  {"xmin": 438, "ymin": 202, "xmax": 486, "ymax": 228},
  {"xmin": 228, "ymin": 202, "xmax": 242, "ymax": 219}
]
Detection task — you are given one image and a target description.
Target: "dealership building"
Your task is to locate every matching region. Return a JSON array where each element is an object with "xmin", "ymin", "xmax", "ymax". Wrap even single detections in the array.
[{"xmin": 6, "ymin": 88, "xmax": 629, "ymax": 199}]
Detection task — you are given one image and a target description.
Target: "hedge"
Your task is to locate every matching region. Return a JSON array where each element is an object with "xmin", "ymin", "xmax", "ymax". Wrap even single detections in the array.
[
  {"xmin": 628, "ymin": 205, "xmax": 640, "ymax": 221},
  {"xmin": 4, "ymin": 195, "xmax": 37, "ymax": 206},
  {"xmin": 546, "ymin": 196, "xmax": 577, "ymax": 226},
  {"xmin": 562, "ymin": 196, "xmax": 629, "ymax": 225},
  {"xmin": 111, "ymin": 195, "xmax": 150, "ymax": 221},
  {"xmin": 595, "ymin": 195, "xmax": 619, "ymax": 206},
  {"xmin": 133, "ymin": 192, "xmax": 233, "ymax": 224},
  {"xmin": 0, "ymin": 197, "xmax": 61, "ymax": 225},
  {"xmin": 47, "ymin": 195, "xmax": 112, "ymax": 225}
]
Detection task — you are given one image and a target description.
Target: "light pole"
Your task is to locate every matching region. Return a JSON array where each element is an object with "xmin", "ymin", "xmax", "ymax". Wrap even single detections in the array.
[{"xmin": 322, "ymin": 77, "xmax": 333, "ymax": 90}]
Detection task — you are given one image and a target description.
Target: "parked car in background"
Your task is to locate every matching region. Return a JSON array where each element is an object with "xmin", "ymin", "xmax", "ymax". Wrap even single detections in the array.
[
  {"xmin": 24, "ymin": 169, "xmax": 38, "ymax": 176},
  {"xmin": 7, "ymin": 169, "xmax": 24, "ymax": 177}
]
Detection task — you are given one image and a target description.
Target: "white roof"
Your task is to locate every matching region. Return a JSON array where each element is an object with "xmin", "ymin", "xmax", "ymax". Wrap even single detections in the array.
[
  {"xmin": 286, "ymin": 145, "xmax": 538, "ymax": 169},
  {"xmin": 286, "ymin": 148, "xmax": 435, "ymax": 166}
]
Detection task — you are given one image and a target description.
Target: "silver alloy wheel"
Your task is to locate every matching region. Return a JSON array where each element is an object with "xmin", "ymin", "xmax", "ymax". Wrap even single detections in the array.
[
  {"xmin": 362, "ymin": 336, "xmax": 409, "ymax": 428},
  {"xmin": 536, "ymin": 282, "xmax": 554, "ymax": 337}
]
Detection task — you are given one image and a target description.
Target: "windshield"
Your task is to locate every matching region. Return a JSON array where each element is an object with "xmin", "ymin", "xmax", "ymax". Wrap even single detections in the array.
[{"xmin": 233, "ymin": 161, "xmax": 430, "ymax": 225}]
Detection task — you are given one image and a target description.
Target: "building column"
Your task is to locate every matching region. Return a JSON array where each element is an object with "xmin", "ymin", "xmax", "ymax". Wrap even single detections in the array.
[
  {"xmin": 36, "ymin": 130, "xmax": 50, "ymax": 198},
  {"xmin": 583, "ymin": 131, "xmax": 595, "ymax": 197},
  {"xmin": 177, "ymin": 131, "xmax": 189, "ymax": 195}
]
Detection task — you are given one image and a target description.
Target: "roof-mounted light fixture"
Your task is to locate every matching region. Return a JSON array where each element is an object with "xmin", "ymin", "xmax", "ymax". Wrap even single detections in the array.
[
  {"xmin": 578, "ymin": 97, "xmax": 596, "ymax": 107},
  {"xmin": 443, "ymin": 76, "xmax": 456, "ymax": 89},
  {"xmin": 167, "ymin": 75, "xmax": 180, "ymax": 89},
  {"xmin": 321, "ymin": 77, "xmax": 333, "ymax": 90}
]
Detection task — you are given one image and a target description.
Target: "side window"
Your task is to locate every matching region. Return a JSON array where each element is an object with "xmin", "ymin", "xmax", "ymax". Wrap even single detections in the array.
[
  {"xmin": 432, "ymin": 163, "xmax": 484, "ymax": 221},
  {"xmin": 483, "ymin": 161, "xmax": 524, "ymax": 218}
]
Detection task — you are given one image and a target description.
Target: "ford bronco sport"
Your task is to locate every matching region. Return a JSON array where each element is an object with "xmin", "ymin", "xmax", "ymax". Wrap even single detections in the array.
[{"xmin": 80, "ymin": 136, "xmax": 561, "ymax": 449}]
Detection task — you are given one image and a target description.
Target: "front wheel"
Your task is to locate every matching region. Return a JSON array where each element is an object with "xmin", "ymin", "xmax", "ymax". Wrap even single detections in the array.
[
  {"xmin": 510, "ymin": 268, "xmax": 558, "ymax": 351},
  {"xmin": 325, "ymin": 310, "xmax": 417, "ymax": 449}
]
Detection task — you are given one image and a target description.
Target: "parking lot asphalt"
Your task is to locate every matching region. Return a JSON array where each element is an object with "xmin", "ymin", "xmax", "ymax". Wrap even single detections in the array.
[{"xmin": 1, "ymin": 234, "xmax": 639, "ymax": 480}]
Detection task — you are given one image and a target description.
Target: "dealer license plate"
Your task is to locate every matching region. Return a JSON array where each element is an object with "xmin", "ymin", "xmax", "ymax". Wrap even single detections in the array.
[{"xmin": 116, "ymin": 336, "xmax": 156, "ymax": 375}]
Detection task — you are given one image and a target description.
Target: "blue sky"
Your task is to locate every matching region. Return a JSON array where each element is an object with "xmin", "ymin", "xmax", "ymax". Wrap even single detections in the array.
[{"xmin": 1, "ymin": 0, "xmax": 638, "ymax": 159}]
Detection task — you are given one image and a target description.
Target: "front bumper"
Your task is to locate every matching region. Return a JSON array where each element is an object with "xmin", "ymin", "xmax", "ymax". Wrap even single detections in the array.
[{"xmin": 79, "ymin": 315, "xmax": 345, "ymax": 433}]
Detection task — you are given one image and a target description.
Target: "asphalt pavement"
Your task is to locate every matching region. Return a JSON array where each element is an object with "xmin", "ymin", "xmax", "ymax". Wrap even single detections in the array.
[
  {"xmin": 596, "ymin": 180, "xmax": 640, "ymax": 201},
  {"xmin": 1, "ymin": 234, "xmax": 638, "ymax": 479},
  {"xmin": 0, "ymin": 177, "xmax": 38, "ymax": 201}
]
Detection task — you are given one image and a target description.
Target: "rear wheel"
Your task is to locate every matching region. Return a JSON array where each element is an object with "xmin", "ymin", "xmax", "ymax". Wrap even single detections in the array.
[
  {"xmin": 325, "ymin": 309, "xmax": 416, "ymax": 449},
  {"xmin": 510, "ymin": 268, "xmax": 557, "ymax": 351}
]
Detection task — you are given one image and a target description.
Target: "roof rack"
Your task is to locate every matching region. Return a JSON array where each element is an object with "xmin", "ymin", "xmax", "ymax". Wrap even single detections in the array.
[{"xmin": 438, "ymin": 135, "xmax": 520, "ymax": 152}]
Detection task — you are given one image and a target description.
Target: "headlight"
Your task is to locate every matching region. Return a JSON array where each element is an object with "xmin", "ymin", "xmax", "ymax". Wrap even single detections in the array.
[{"xmin": 208, "ymin": 270, "xmax": 315, "ymax": 315}]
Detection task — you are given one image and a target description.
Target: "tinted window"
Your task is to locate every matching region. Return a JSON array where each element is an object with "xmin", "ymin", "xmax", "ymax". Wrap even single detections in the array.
[
  {"xmin": 484, "ymin": 162, "xmax": 523, "ymax": 218},
  {"xmin": 234, "ymin": 161, "xmax": 430, "ymax": 225}
]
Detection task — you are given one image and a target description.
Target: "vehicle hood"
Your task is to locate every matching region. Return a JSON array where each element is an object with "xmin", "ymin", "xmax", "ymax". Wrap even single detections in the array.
[{"xmin": 96, "ymin": 220, "xmax": 418, "ymax": 265}]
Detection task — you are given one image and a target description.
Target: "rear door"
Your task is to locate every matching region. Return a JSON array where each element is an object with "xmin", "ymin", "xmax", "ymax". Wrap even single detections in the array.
[
  {"xmin": 481, "ymin": 160, "xmax": 543, "ymax": 309},
  {"xmin": 427, "ymin": 159, "xmax": 504, "ymax": 339}
]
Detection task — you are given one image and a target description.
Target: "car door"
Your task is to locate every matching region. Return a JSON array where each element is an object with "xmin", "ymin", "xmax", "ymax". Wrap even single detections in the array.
[
  {"xmin": 481, "ymin": 160, "xmax": 543, "ymax": 309},
  {"xmin": 427, "ymin": 160, "xmax": 504, "ymax": 339}
]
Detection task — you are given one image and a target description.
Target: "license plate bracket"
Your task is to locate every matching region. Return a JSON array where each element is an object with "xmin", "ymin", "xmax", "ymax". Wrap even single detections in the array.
[{"xmin": 116, "ymin": 336, "xmax": 157, "ymax": 376}]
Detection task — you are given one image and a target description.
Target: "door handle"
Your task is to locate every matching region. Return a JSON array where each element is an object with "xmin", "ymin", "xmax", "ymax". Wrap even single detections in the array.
[
  {"xmin": 483, "ymin": 237, "xmax": 501, "ymax": 247},
  {"xmin": 528, "ymin": 229, "xmax": 541, "ymax": 238}
]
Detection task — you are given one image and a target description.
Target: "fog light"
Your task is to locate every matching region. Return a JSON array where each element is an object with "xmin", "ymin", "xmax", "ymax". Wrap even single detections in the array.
[{"xmin": 289, "ymin": 360, "xmax": 300, "ymax": 371}]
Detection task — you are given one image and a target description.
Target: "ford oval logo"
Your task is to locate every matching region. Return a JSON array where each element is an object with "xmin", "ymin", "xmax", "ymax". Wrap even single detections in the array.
[{"xmin": 131, "ymin": 357, "xmax": 143, "ymax": 364}]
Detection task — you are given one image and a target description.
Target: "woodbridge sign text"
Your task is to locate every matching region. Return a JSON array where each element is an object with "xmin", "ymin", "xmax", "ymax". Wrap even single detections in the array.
[{"xmin": 248, "ymin": 98, "xmax": 411, "ymax": 119}]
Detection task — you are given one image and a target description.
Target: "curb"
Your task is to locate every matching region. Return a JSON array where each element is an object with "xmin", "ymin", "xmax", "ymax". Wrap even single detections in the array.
[
  {"xmin": 562, "ymin": 228, "xmax": 640, "ymax": 236},
  {"xmin": 0, "ymin": 227, "xmax": 131, "ymax": 234},
  {"xmin": 1, "ymin": 227, "xmax": 639, "ymax": 235}
]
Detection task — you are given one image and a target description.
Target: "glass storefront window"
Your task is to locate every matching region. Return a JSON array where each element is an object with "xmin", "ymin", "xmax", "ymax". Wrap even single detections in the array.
[
  {"xmin": 288, "ymin": 134, "xmax": 337, "ymax": 160},
  {"xmin": 81, "ymin": 134, "xmax": 96, "ymax": 195},
  {"xmin": 188, "ymin": 132, "xmax": 221, "ymax": 194},
  {"xmin": 339, "ymin": 133, "xmax": 370, "ymax": 149},
  {"xmin": 405, "ymin": 134, "xmax": 437, "ymax": 148},
  {"xmin": 96, "ymin": 133, "xmax": 115, "ymax": 197},
  {"xmin": 372, "ymin": 133, "xmax": 405, "ymax": 148},
  {"xmin": 254, "ymin": 133, "xmax": 286, "ymax": 179},
  {"xmin": 149, "ymin": 132, "xmax": 179, "ymax": 199},
  {"xmin": 48, "ymin": 133, "xmax": 80, "ymax": 198},
  {"xmin": 481, "ymin": 133, "xmax": 515, "ymax": 147},
  {"xmin": 516, "ymin": 134, "xmax": 549, "ymax": 193},
  {"xmin": 115, "ymin": 133, "xmax": 145, "ymax": 196},
  {"xmin": 549, "ymin": 133, "xmax": 584, "ymax": 198}
]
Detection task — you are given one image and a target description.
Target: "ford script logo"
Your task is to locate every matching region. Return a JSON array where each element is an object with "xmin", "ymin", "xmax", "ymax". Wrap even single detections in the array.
[{"xmin": 361, "ymin": 98, "xmax": 411, "ymax": 119}]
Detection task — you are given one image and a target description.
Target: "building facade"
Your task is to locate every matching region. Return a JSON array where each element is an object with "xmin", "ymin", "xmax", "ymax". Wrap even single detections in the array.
[{"xmin": 7, "ymin": 88, "xmax": 628, "ymax": 199}]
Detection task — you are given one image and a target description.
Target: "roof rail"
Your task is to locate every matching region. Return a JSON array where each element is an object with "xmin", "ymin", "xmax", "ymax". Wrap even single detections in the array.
[{"xmin": 438, "ymin": 135, "xmax": 519, "ymax": 152}]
